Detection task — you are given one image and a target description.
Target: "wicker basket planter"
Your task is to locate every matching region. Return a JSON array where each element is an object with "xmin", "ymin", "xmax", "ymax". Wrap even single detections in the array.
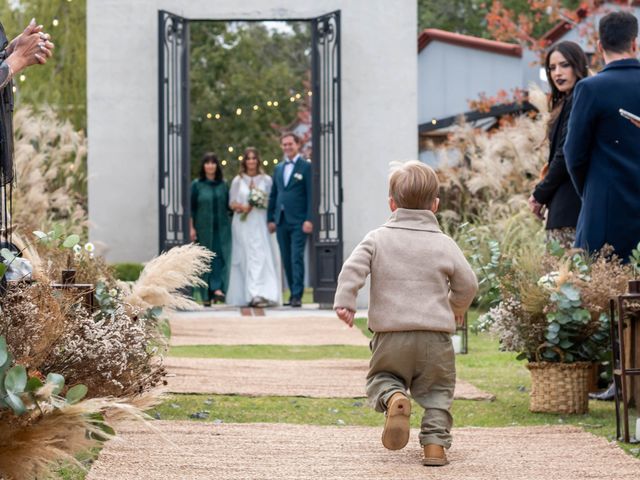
[{"xmin": 526, "ymin": 361, "xmax": 592, "ymax": 414}]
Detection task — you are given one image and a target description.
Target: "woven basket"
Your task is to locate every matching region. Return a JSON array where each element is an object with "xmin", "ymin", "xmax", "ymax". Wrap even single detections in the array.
[{"xmin": 526, "ymin": 360, "xmax": 592, "ymax": 414}]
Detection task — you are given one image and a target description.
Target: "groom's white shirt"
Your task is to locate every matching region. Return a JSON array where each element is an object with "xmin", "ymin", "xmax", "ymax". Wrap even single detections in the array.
[{"xmin": 283, "ymin": 154, "xmax": 300, "ymax": 187}]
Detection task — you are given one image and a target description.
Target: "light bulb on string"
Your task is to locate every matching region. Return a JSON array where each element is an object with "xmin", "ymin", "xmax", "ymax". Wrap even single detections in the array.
[
  {"xmin": 12, "ymin": 86, "xmax": 16, "ymax": 93},
  {"xmin": 273, "ymin": 158, "xmax": 278, "ymax": 164},
  {"xmin": 263, "ymin": 160, "xmax": 268, "ymax": 166},
  {"xmin": 52, "ymin": 18, "xmax": 59, "ymax": 27},
  {"xmin": 267, "ymin": 101, "xmax": 273, "ymax": 107},
  {"xmin": 238, "ymin": 155, "xmax": 243, "ymax": 161},
  {"xmin": 221, "ymin": 160, "xmax": 227, "ymax": 166},
  {"xmin": 228, "ymin": 146, "xmax": 234, "ymax": 153},
  {"xmin": 273, "ymin": 101, "xmax": 279, "ymax": 107},
  {"xmin": 253, "ymin": 105, "xmax": 259, "ymax": 111},
  {"xmin": 235, "ymin": 108, "xmax": 242, "ymax": 115},
  {"xmin": 19, "ymin": 74, "xmax": 25, "ymax": 82},
  {"xmin": 206, "ymin": 113, "xmax": 212, "ymax": 119},
  {"xmin": 215, "ymin": 113, "xmax": 221, "ymax": 119},
  {"xmin": 289, "ymin": 96, "xmax": 295, "ymax": 102},
  {"xmin": 307, "ymin": 91, "xmax": 313, "ymax": 96}
]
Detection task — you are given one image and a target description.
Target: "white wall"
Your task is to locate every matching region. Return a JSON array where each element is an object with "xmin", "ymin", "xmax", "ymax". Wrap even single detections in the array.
[
  {"xmin": 87, "ymin": 0, "xmax": 418, "ymax": 272},
  {"xmin": 418, "ymin": 42, "xmax": 522, "ymax": 124}
]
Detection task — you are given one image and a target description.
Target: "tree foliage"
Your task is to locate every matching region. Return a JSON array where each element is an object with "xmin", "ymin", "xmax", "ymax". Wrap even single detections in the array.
[
  {"xmin": 189, "ymin": 21, "xmax": 310, "ymax": 179},
  {"xmin": 0, "ymin": 0, "xmax": 86, "ymax": 130},
  {"xmin": 418, "ymin": 0, "xmax": 583, "ymax": 39}
]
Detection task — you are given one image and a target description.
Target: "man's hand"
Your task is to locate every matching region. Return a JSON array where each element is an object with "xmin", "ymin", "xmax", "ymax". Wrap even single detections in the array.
[
  {"xmin": 455, "ymin": 314, "xmax": 465, "ymax": 327},
  {"xmin": 302, "ymin": 221, "xmax": 313, "ymax": 234},
  {"xmin": 336, "ymin": 307, "xmax": 355, "ymax": 327},
  {"xmin": 190, "ymin": 227, "xmax": 197, "ymax": 242},
  {"xmin": 268, "ymin": 222, "xmax": 276, "ymax": 234},
  {"xmin": 528, "ymin": 194, "xmax": 544, "ymax": 220}
]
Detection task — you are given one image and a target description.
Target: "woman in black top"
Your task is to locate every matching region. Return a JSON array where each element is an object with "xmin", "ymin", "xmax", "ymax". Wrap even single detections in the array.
[{"xmin": 528, "ymin": 41, "xmax": 588, "ymax": 248}]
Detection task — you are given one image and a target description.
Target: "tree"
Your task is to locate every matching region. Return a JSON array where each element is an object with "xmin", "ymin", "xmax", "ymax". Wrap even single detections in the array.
[
  {"xmin": 0, "ymin": 0, "xmax": 86, "ymax": 130},
  {"xmin": 189, "ymin": 21, "xmax": 311, "ymax": 179},
  {"xmin": 418, "ymin": 0, "xmax": 583, "ymax": 38}
]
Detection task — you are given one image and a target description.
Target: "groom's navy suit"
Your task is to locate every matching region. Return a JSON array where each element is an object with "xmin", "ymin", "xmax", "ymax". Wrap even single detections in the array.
[
  {"xmin": 267, "ymin": 155, "xmax": 313, "ymax": 300},
  {"xmin": 564, "ymin": 58, "xmax": 640, "ymax": 261}
]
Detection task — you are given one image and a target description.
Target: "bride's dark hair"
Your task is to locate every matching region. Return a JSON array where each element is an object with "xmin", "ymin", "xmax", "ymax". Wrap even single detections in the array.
[{"xmin": 241, "ymin": 147, "xmax": 265, "ymax": 175}]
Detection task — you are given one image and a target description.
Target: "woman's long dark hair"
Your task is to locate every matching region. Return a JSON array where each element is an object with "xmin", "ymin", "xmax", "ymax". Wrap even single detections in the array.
[
  {"xmin": 199, "ymin": 152, "xmax": 223, "ymax": 181},
  {"xmin": 545, "ymin": 41, "xmax": 589, "ymax": 120},
  {"xmin": 240, "ymin": 147, "xmax": 265, "ymax": 176}
]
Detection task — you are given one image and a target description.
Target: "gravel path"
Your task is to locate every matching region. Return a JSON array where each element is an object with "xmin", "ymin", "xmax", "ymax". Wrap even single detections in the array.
[
  {"xmin": 169, "ymin": 315, "xmax": 370, "ymax": 346},
  {"xmin": 87, "ymin": 422, "xmax": 640, "ymax": 480},
  {"xmin": 164, "ymin": 357, "xmax": 495, "ymax": 400}
]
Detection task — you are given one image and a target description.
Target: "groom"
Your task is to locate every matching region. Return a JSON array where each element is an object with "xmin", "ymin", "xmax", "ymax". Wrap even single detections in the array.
[{"xmin": 268, "ymin": 132, "xmax": 313, "ymax": 307}]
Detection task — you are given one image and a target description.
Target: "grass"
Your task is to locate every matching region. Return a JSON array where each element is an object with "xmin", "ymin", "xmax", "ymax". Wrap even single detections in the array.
[
  {"xmin": 169, "ymin": 344, "xmax": 370, "ymax": 360},
  {"xmin": 282, "ymin": 287, "xmax": 314, "ymax": 304}
]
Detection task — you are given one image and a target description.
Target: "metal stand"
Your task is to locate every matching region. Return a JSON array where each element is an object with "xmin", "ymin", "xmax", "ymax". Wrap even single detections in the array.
[{"xmin": 610, "ymin": 294, "xmax": 640, "ymax": 443}]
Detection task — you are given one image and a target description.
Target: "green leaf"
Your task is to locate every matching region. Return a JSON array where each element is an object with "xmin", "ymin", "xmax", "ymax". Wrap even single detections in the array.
[
  {"xmin": 0, "ymin": 248, "xmax": 15, "ymax": 263},
  {"xmin": 0, "ymin": 263, "xmax": 6, "ymax": 279},
  {"xmin": 26, "ymin": 377, "xmax": 44, "ymax": 392},
  {"xmin": 5, "ymin": 391, "xmax": 26, "ymax": 415},
  {"xmin": 46, "ymin": 373, "xmax": 65, "ymax": 395},
  {"xmin": 4, "ymin": 365, "xmax": 27, "ymax": 393},
  {"xmin": 559, "ymin": 339, "xmax": 573, "ymax": 349},
  {"xmin": 62, "ymin": 234, "xmax": 80, "ymax": 248},
  {"xmin": 0, "ymin": 337, "xmax": 7, "ymax": 368},
  {"xmin": 65, "ymin": 384, "xmax": 88, "ymax": 405},
  {"xmin": 559, "ymin": 283, "xmax": 580, "ymax": 302}
]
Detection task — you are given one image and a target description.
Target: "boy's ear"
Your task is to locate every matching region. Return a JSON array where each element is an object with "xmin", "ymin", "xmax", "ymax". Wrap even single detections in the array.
[
  {"xmin": 431, "ymin": 197, "xmax": 440, "ymax": 213},
  {"xmin": 389, "ymin": 196, "xmax": 397, "ymax": 212}
]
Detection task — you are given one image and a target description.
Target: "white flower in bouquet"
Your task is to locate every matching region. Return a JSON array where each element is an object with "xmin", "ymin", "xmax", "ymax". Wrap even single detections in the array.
[{"xmin": 240, "ymin": 188, "xmax": 268, "ymax": 221}]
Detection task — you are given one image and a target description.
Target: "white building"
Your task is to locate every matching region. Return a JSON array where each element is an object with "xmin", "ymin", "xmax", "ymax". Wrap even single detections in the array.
[{"xmin": 87, "ymin": 0, "xmax": 417, "ymax": 305}]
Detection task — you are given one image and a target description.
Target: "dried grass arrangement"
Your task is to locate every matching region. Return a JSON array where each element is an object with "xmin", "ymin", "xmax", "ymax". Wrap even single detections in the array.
[{"xmin": 0, "ymin": 237, "xmax": 213, "ymax": 478}]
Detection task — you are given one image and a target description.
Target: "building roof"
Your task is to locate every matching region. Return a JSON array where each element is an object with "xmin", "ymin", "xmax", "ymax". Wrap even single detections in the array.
[
  {"xmin": 418, "ymin": 28, "xmax": 522, "ymax": 57},
  {"xmin": 541, "ymin": 0, "xmax": 640, "ymax": 44}
]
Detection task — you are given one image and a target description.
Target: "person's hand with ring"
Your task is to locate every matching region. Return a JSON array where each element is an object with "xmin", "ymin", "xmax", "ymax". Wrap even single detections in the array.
[{"xmin": 5, "ymin": 18, "xmax": 54, "ymax": 75}]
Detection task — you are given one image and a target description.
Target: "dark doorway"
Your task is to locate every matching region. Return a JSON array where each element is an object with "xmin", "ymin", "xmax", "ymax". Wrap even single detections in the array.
[{"xmin": 158, "ymin": 10, "xmax": 342, "ymax": 305}]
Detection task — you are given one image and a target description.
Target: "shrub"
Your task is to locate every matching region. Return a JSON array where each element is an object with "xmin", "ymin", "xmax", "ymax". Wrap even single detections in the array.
[{"xmin": 113, "ymin": 262, "xmax": 144, "ymax": 282}]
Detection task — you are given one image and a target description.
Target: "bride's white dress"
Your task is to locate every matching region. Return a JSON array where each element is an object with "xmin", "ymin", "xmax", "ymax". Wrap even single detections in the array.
[{"xmin": 226, "ymin": 174, "xmax": 282, "ymax": 306}]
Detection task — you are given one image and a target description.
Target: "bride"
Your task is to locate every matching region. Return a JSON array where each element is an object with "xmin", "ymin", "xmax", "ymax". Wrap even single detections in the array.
[{"xmin": 226, "ymin": 147, "xmax": 282, "ymax": 307}]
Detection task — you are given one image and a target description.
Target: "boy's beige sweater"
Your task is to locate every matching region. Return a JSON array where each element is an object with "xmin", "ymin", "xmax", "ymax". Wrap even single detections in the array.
[{"xmin": 333, "ymin": 208, "xmax": 478, "ymax": 334}]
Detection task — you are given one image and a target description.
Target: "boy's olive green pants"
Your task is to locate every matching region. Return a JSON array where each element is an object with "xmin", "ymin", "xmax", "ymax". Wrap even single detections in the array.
[{"xmin": 366, "ymin": 330, "xmax": 455, "ymax": 448}]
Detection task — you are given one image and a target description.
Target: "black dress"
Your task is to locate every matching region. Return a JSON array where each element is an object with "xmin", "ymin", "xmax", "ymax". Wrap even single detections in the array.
[{"xmin": 532, "ymin": 96, "xmax": 582, "ymax": 235}]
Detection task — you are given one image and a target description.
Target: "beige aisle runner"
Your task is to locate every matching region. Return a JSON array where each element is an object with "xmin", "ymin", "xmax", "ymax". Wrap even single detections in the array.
[
  {"xmin": 170, "ymin": 316, "xmax": 370, "ymax": 346},
  {"xmin": 164, "ymin": 357, "xmax": 495, "ymax": 400},
  {"xmin": 87, "ymin": 423, "xmax": 640, "ymax": 480}
]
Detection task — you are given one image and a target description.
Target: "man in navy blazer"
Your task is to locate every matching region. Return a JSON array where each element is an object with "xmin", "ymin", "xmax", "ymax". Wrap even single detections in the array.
[
  {"xmin": 267, "ymin": 132, "xmax": 313, "ymax": 307},
  {"xmin": 564, "ymin": 11, "xmax": 640, "ymax": 261}
]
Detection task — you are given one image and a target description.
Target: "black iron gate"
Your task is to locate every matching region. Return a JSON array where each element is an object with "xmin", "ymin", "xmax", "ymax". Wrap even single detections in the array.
[
  {"xmin": 311, "ymin": 11, "xmax": 343, "ymax": 305},
  {"xmin": 158, "ymin": 10, "xmax": 190, "ymax": 253}
]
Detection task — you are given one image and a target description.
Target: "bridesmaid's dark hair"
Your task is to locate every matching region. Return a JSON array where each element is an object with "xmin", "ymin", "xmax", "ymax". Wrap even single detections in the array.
[
  {"xmin": 199, "ymin": 152, "xmax": 223, "ymax": 181},
  {"xmin": 545, "ymin": 41, "xmax": 589, "ymax": 125}
]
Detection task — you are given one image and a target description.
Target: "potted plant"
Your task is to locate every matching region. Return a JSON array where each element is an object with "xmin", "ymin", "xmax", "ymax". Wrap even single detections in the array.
[
  {"xmin": 629, "ymin": 241, "xmax": 640, "ymax": 294},
  {"xmin": 480, "ymin": 244, "xmax": 631, "ymax": 414}
]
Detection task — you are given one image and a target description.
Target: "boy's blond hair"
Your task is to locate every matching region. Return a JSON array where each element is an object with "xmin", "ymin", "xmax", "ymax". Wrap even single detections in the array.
[{"xmin": 388, "ymin": 160, "xmax": 439, "ymax": 210}]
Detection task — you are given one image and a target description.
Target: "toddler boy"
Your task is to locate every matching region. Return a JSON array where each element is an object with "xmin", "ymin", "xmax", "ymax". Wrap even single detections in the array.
[{"xmin": 334, "ymin": 161, "xmax": 477, "ymax": 466}]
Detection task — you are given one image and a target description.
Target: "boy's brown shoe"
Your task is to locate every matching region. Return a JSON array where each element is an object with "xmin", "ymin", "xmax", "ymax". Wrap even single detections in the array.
[
  {"xmin": 422, "ymin": 444, "xmax": 448, "ymax": 466},
  {"xmin": 381, "ymin": 392, "xmax": 411, "ymax": 450}
]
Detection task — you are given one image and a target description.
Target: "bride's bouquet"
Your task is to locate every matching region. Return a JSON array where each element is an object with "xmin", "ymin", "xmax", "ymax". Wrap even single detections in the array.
[{"xmin": 240, "ymin": 187, "xmax": 268, "ymax": 221}]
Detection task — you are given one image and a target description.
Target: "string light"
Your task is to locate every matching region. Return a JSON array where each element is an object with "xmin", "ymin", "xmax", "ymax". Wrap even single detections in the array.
[
  {"xmin": 289, "ymin": 96, "xmax": 295, "ymax": 102},
  {"xmin": 19, "ymin": 74, "xmax": 25, "ymax": 82},
  {"xmin": 307, "ymin": 91, "xmax": 313, "ymax": 96},
  {"xmin": 215, "ymin": 113, "xmax": 221, "ymax": 119},
  {"xmin": 228, "ymin": 146, "xmax": 234, "ymax": 153},
  {"xmin": 235, "ymin": 108, "xmax": 242, "ymax": 115},
  {"xmin": 221, "ymin": 160, "xmax": 227, "ymax": 166},
  {"xmin": 295, "ymin": 93, "xmax": 302, "ymax": 99},
  {"xmin": 267, "ymin": 100, "xmax": 273, "ymax": 107},
  {"xmin": 253, "ymin": 105, "xmax": 259, "ymax": 111},
  {"xmin": 273, "ymin": 101, "xmax": 279, "ymax": 106},
  {"xmin": 12, "ymin": 86, "xmax": 16, "ymax": 93},
  {"xmin": 52, "ymin": 18, "xmax": 59, "ymax": 27},
  {"xmin": 273, "ymin": 158, "xmax": 278, "ymax": 164},
  {"xmin": 206, "ymin": 112, "xmax": 212, "ymax": 119},
  {"xmin": 238, "ymin": 155, "xmax": 243, "ymax": 161},
  {"xmin": 262, "ymin": 160, "xmax": 268, "ymax": 166},
  {"xmin": 431, "ymin": 119, "xmax": 437, "ymax": 125}
]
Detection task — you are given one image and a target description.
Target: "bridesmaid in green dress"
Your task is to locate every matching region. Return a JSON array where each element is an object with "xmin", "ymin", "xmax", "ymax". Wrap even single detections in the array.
[{"xmin": 190, "ymin": 153, "xmax": 232, "ymax": 305}]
